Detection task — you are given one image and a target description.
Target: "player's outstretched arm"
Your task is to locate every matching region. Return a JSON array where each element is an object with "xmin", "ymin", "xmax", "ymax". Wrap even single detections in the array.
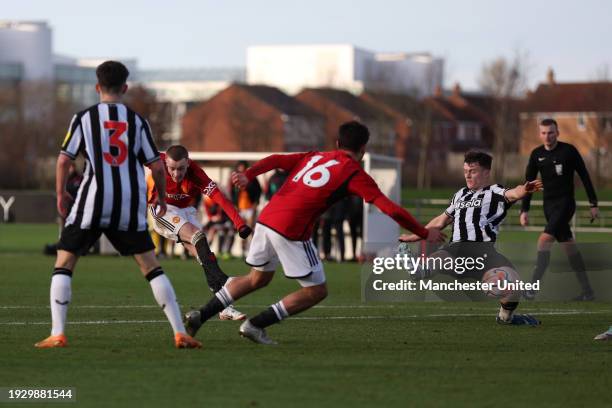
[
  {"xmin": 149, "ymin": 159, "xmax": 167, "ymax": 218},
  {"xmin": 239, "ymin": 153, "xmax": 309, "ymax": 185},
  {"xmin": 399, "ymin": 212, "xmax": 452, "ymax": 242},
  {"xmin": 505, "ymin": 180, "xmax": 543, "ymax": 203},
  {"xmin": 56, "ymin": 153, "xmax": 74, "ymax": 218},
  {"xmin": 371, "ymin": 195, "xmax": 446, "ymax": 243}
]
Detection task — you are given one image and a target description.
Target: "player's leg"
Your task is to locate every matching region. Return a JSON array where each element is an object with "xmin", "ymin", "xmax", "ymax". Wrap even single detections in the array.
[
  {"xmin": 181, "ymin": 238, "xmax": 246, "ymax": 321},
  {"xmin": 104, "ymin": 228, "xmax": 200, "ymax": 348},
  {"xmin": 35, "ymin": 225, "xmax": 100, "ymax": 348},
  {"xmin": 184, "ymin": 268, "xmax": 275, "ymax": 337},
  {"xmin": 180, "ymin": 222, "xmax": 228, "ymax": 291},
  {"xmin": 243, "ymin": 281, "xmax": 328, "ymax": 345},
  {"xmin": 524, "ymin": 232, "xmax": 555, "ymax": 300},
  {"xmin": 479, "ymin": 247, "xmax": 540, "ymax": 326},
  {"xmin": 239, "ymin": 229, "xmax": 327, "ymax": 344},
  {"xmin": 34, "ymin": 250, "xmax": 79, "ymax": 348},
  {"xmin": 404, "ymin": 244, "xmax": 453, "ymax": 280},
  {"xmin": 560, "ymin": 238, "xmax": 594, "ymax": 300},
  {"xmin": 132, "ymin": 249, "xmax": 200, "ymax": 348},
  {"xmin": 526, "ymin": 200, "xmax": 558, "ymax": 295},
  {"xmin": 184, "ymin": 224, "xmax": 278, "ymax": 337}
]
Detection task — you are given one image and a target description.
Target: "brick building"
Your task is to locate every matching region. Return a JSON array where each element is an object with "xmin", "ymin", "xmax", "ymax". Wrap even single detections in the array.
[{"xmin": 181, "ymin": 84, "xmax": 325, "ymax": 153}]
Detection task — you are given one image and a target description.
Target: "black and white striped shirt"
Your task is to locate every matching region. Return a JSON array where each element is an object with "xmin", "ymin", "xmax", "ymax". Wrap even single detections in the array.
[
  {"xmin": 445, "ymin": 184, "xmax": 512, "ymax": 242},
  {"xmin": 61, "ymin": 103, "xmax": 160, "ymax": 231}
]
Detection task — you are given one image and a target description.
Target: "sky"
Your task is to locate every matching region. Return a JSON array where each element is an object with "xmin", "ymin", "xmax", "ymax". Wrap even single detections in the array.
[{"xmin": 4, "ymin": 0, "xmax": 612, "ymax": 91}]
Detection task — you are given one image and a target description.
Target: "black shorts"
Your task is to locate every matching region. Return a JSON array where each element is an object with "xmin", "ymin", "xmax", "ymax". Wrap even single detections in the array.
[
  {"xmin": 58, "ymin": 224, "xmax": 155, "ymax": 256},
  {"xmin": 438, "ymin": 242, "xmax": 515, "ymax": 280},
  {"xmin": 543, "ymin": 198, "xmax": 575, "ymax": 242}
]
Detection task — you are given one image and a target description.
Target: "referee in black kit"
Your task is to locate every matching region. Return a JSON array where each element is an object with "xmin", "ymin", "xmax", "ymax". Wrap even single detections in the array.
[{"xmin": 520, "ymin": 118, "xmax": 599, "ymax": 301}]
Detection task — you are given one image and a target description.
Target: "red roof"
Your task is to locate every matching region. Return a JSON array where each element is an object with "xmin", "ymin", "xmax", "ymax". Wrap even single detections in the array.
[{"xmin": 525, "ymin": 82, "xmax": 612, "ymax": 112}]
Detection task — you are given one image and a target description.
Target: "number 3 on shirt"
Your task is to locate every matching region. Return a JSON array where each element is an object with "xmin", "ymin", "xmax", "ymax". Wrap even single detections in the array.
[
  {"xmin": 103, "ymin": 121, "xmax": 128, "ymax": 166},
  {"xmin": 292, "ymin": 155, "xmax": 339, "ymax": 188}
]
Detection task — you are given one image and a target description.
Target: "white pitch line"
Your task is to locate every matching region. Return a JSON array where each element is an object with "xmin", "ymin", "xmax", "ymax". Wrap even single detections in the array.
[
  {"xmin": 0, "ymin": 305, "xmax": 400, "ymax": 309},
  {"xmin": 1, "ymin": 304, "xmax": 609, "ymax": 312},
  {"xmin": 1, "ymin": 310, "xmax": 610, "ymax": 326}
]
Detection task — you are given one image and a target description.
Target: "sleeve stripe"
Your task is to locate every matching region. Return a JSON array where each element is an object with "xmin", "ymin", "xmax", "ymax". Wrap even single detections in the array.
[
  {"xmin": 144, "ymin": 155, "xmax": 161, "ymax": 165},
  {"xmin": 61, "ymin": 112, "xmax": 84, "ymax": 157},
  {"xmin": 59, "ymin": 150, "xmax": 77, "ymax": 160}
]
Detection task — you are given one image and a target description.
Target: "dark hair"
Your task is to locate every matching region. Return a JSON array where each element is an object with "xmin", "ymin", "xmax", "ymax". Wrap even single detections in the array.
[
  {"xmin": 236, "ymin": 160, "xmax": 249, "ymax": 169},
  {"xmin": 166, "ymin": 145, "xmax": 189, "ymax": 161},
  {"xmin": 96, "ymin": 61, "xmax": 129, "ymax": 93},
  {"xmin": 338, "ymin": 121, "xmax": 370, "ymax": 153},
  {"xmin": 464, "ymin": 150, "xmax": 492, "ymax": 170},
  {"xmin": 539, "ymin": 118, "xmax": 558, "ymax": 130}
]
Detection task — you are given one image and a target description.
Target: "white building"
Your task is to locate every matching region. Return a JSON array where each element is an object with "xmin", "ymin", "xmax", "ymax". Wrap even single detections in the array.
[
  {"xmin": 138, "ymin": 67, "xmax": 244, "ymax": 103},
  {"xmin": 247, "ymin": 44, "xmax": 443, "ymax": 96},
  {"xmin": 0, "ymin": 21, "xmax": 53, "ymax": 81}
]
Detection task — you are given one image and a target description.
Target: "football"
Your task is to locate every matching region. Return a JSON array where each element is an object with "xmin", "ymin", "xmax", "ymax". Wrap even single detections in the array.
[{"xmin": 481, "ymin": 266, "xmax": 519, "ymax": 299}]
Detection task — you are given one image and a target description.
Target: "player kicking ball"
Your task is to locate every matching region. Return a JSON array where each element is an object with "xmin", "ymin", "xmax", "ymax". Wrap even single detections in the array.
[
  {"xmin": 184, "ymin": 121, "xmax": 445, "ymax": 344},
  {"xmin": 400, "ymin": 151, "xmax": 543, "ymax": 326},
  {"xmin": 148, "ymin": 145, "xmax": 252, "ymax": 320}
]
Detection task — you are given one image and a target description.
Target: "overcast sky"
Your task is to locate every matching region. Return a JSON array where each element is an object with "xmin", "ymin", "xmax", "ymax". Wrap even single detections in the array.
[{"xmin": 4, "ymin": 0, "xmax": 612, "ymax": 90}]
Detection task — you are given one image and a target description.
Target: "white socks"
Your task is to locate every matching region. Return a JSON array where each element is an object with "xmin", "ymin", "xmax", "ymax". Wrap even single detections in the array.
[
  {"xmin": 498, "ymin": 306, "xmax": 514, "ymax": 322},
  {"xmin": 148, "ymin": 270, "xmax": 185, "ymax": 334},
  {"xmin": 50, "ymin": 272, "xmax": 72, "ymax": 336}
]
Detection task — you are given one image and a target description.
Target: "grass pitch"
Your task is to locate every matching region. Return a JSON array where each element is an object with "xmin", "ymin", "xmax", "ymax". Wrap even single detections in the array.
[{"xmin": 0, "ymin": 224, "xmax": 611, "ymax": 408}]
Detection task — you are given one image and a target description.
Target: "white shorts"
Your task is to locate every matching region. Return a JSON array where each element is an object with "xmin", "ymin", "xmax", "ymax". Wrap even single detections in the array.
[
  {"xmin": 246, "ymin": 223, "xmax": 325, "ymax": 287},
  {"xmin": 150, "ymin": 204, "xmax": 202, "ymax": 242}
]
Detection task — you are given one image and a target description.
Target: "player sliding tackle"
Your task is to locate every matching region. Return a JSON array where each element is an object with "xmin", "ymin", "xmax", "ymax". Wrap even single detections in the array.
[
  {"xmin": 400, "ymin": 151, "xmax": 543, "ymax": 325},
  {"xmin": 147, "ymin": 145, "xmax": 252, "ymax": 320},
  {"xmin": 184, "ymin": 121, "xmax": 445, "ymax": 344}
]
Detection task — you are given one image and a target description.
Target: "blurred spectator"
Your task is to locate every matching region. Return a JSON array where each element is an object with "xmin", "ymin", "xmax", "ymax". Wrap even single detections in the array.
[
  {"xmin": 202, "ymin": 195, "xmax": 235, "ymax": 260},
  {"xmin": 347, "ymin": 195, "xmax": 363, "ymax": 261},
  {"xmin": 322, "ymin": 199, "xmax": 348, "ymax": 262},
  {"xmin": 265, "ymin": 169, "xmax": 288, "ymax": 201},
  {"xmin": 230, "ymin": 160, "xmax": 261, "ymax": 256},
  {"xmin": 44, "ymin": 163, "xmax": 82, "ymax": 255}
]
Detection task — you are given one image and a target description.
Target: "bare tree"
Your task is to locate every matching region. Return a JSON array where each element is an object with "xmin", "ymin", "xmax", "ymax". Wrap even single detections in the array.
[
  {"xmin": 0, "ymin": 80, "xmax": 77, "ymax": 189},
  {"xmin": 125, "ymin": 85, "xmax": 171, "ymax": 149},
  {"xmin": 478, "ymin": 51, "xmax": 529, "ymax": 181},
  {"xmin": 593, "ymin": 63, "xmax": 610, "ymax": 82}
]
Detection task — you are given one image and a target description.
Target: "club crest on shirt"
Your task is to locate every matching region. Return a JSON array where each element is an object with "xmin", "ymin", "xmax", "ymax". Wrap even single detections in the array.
[
  {"xmin": 457, "ymin": 198, "xmax": 482, "ymax": 209},
  {"xmin": 172, "ymin": 216, "xmax": 181, "ymax": 224},
  {"xmin": 167, "ymin": 193, "xmax": 190, "ymax": 200},
  {"xmin": 555, "ymin": 164, "xmax": 563, "ymax": 175}
]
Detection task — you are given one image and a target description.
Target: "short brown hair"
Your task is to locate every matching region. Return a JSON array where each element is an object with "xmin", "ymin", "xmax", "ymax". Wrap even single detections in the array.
[
  {"xmin": 539, "ymin": 118, "xmax": 558, "ymax": 130},
  {"xmin": 464, "ymin": 150, "xmax": 492, "ymax": 170},
  {"xmin": 96, "ymin": 61, "xmax": 129, "ymax": 93},
  {"xmin": 165, "ymin": 145, "xmax": 189, "ymax": 161}
]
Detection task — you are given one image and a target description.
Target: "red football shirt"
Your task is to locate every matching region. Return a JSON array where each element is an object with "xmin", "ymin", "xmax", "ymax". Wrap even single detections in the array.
[
  {"xmin": 245, "ymin": 150, "xmax": 428, "ymax": 241},
  {"xmin": 149, "ymin": 153, "xmax": 245, "ymax": 229}
]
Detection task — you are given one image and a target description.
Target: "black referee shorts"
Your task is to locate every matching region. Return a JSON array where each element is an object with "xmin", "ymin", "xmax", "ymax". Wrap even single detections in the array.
[
  {"xmin": 543, "ymin": 197, "xmax": 575, "ymax": 242},
  {"xmin": 439, "ymin": 242, "xmax": 515, "ymax": 280},
  {"xmin": 58, "ymin": 224, "xmax": 155, "ymax": 256}
]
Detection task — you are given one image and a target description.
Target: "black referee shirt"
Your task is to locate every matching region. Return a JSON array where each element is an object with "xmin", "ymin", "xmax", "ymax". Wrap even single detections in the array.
[{"xmin": 521, "ymin": 141, "xmax": 597, "ymax": 212}]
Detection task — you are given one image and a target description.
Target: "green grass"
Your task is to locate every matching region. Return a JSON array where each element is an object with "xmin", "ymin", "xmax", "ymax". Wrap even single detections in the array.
[{"xmin": 0, "ymin": 224, "xmax": 611, "ymax": 408}]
